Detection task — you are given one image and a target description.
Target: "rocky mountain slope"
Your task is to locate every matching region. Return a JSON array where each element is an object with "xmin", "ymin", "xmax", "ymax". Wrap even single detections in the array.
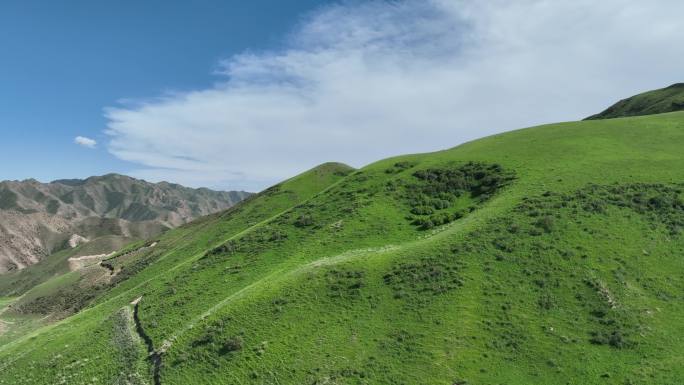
[{"xmin": 0, "ymin": 174, "xmax": 250, "ymax": 273}]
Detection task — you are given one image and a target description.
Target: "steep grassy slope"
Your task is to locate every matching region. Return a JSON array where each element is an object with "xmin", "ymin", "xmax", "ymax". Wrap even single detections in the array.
[
  {"xmin": 586, "ymin": 83, "xmax": 684, "ymax": 119},
  {"xmin": 0, "ymin": 163, "xmax": 353, "ymax": 348},
  {"xmin": 1, "ymin": 113, "xmax": 684, "ymax": 384}
]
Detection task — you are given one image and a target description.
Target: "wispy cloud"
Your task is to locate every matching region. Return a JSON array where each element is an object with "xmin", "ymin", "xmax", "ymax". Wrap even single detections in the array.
[
  {"xmin": 74, "ymin": 136, "xmax": 97, "ymax": 149},
  {"xmin": 104, "ymin": 0, "xmax": 684, "ymax": 191}
]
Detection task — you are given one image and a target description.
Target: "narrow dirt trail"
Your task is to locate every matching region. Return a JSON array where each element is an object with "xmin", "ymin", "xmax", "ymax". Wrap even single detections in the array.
[
  {"xmin": 131, "ymin": 297, "xmax": 162, "ymax": 385},
  {"xmin": 67, "ymin": 252, "xmax": 115, "ymax": 271}
]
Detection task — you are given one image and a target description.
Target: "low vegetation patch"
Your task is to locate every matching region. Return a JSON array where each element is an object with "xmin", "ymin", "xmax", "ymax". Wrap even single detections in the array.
[
  {"xmin": 383, "ymin": 256, "xmax": 464, "ymax": 300},
  {"xmin": 403, "ymin": 162, "xmax": 515, "ymax": 229},
  {"xmin": 325, "ymin": 269, "xmax": 365, "ymax": 300}
]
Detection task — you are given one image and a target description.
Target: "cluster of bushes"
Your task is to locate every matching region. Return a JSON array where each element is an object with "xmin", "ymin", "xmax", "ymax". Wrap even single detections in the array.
[
  {"xmin": 325, "ymin": 269, "xmax": 365, "ymax": 299},
  {"xmin": 450, "ymin": 183, "xmax": 665, "ymax": 355},
  {"xmin": 294, "ymin": 214, "xmax": 314, "ymax": 227},
  {"xmin": 413, "ymin": 211, "xmax": 465, "ymax": 230},
  {"xmin": 411, "ymin": 162, "xmax": 513, "ymax": 199},
  {"xmin": 220, "ymin": 336, "xmax": 244, "ymax": 355},
  {"xmin": 589, "ymin": 329, "xmax": 632, "ymax": 349},
  {"xmin": 535, "ymin": 215, "xmax": 556, "ymax": 233},
  {"xmin": 378, "ymin": 329, "xmax": 423, "ymax": 355},
  {"xmin": 231, "ymin": 228, "xmax": 290, "ymax": 250},
  {"xmin": 384, "ymin": 161, "xmax": 417, "ymax": 174},
  {"xmin": 582, "ymin": 277, "xmax": 638, "ymax": 349},
  {"xmin": 190, "ymin": 319, "xmax": 244, "ymax": 355},
  {"xmin": 409, "ymin": 200, "xmax": 453, "ymax": 216},
  {"xmin": 485, "ymin": 317, "xmax": 525, "ymax": 352},
  {"xmin": 206, "ymin": 240, "xmax": 240, "ymax": 257},
  {"xmin": 403, "ymin": 162, "xmax": 514, "ymax": 230},
  {"xmin": 383, "ymin": 257, "xmax": 464, "ymax": 300},
  {"xmin": 517, "ymin": 183, "xmax": 684, "ymax": 236},
  {"xmin": 537, "ymin": 293, "xmax": 556, "ymax": 310},
  {"xmin": 16, "ymin": 284, "xmax": 104, "ymax": 317},
  {"xmin": 410, "ymin": 205, "xmax": 434, "ymax": 215},
  {"xmin": 267, "ymin": 230, "xmax": 288, "ymax": 241},
  {"xmin": 271, "ymin": 297, "xmax": 289, "ymax": 314}
]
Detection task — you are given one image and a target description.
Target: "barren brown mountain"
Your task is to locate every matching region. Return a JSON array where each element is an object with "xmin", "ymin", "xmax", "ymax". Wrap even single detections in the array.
[{"xmin": 0, "ymin": 174, "xmax": 250, "ymax": 273}]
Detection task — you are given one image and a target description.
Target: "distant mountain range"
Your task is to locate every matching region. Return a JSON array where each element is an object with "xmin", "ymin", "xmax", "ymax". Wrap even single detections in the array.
[{"xmin": 0, "ymin": 174, "xmax": 251, "ymax": 273}]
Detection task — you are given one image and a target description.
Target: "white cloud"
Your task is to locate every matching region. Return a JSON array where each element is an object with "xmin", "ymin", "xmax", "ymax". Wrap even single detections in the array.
[
  {"xmin": 104, "ymin": 0, "xmax": 684, "ymax": 192},
  {"xmin": 74, "ymin": 136, "xmax": 97, "ymax": 149}
]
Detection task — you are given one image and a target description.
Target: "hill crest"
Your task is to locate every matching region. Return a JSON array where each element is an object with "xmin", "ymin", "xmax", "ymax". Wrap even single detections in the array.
[{"xmin": 586, "ymin": 83, "xmax": 684, "ymax": 120}]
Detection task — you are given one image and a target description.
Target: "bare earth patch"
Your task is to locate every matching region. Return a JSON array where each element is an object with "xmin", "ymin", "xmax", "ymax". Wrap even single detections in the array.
[{"xmin": 67, "ymin": 252, "xmax": 115, "ymax": 272}]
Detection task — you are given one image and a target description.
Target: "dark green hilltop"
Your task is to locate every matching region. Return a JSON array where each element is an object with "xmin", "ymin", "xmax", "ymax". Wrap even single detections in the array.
[
  {"xmin": 1, "ymin": 85, "xmax": 683, "ymax": 384},
  {"xmin": 586, "ymin": 83, "xmax": 684, "ymax": 120}
]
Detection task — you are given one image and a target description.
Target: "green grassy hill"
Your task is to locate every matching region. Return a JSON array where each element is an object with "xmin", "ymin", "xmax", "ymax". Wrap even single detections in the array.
[
  {"xmin": 586, "ymin": 83, "xmax": 684, "ymax": 119},
  {"xmin": 1, "ymin": 107, "xmax": 683, "ymax": 384}
]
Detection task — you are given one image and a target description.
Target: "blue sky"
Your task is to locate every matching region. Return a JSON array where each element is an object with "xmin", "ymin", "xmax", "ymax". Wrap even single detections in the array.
[
  {"xmin": 0, "ymin": 0, "xmax": 332, "ymax": 185},
  {"xmin": 2, "ymin": 1, "xmax": 684, "ymax": 192}
]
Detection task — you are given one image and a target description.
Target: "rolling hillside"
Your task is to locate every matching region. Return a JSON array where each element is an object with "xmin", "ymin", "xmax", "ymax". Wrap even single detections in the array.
[
  {"xmin": 0, "ymin": 174, "xmax": 250, "ymax": 273},
  {"xmin": 1, "ymin": 91, "xmax": 683, "ymax": 384}
]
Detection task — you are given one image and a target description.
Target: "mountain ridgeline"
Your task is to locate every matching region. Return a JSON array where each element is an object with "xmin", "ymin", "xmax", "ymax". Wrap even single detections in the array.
[
  {"xmin": 0, "ymin": 86, "xmax": 683, "ymax": 384},
  {"xmin": 0, "ymin": 174, "xmax": 250, "ymax": 273}
]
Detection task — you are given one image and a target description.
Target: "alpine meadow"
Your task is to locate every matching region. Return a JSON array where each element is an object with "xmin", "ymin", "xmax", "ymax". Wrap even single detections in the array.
[
  {"xmin": 1, "ymin": 84, "xmax": 684, "ymax": 384},
  {"xmin": 3, "ymin": 1, "xmax": 684, "ymax": 384}
]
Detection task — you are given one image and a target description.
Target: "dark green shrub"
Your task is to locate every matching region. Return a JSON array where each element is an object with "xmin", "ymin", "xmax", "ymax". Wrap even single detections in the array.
[
  {"xmin": 589, "ymin": 331, "xmax": 631, "ymax": 349},
  {"xmin": 268, "ymin": 230, "xmax": 287, "ymax": 241},
  {"xmin": 326, "ymin": 269, "xmax": 365, "ymax": 299},
  {"xmin": 410, "ymin": 206, "xmax": 434, "ymax": 215},
  {"xmin": 383, "ymin": 258, "xmax": 464, "ymax": 299},
  {"xmin": 536, "ymin": 216, "xmax": 555, "ymax": 233},
  {"xmin": 294, "ymin": 214, "xmax": 314, "ymax": 227},
  {"xmin": 429, "ymin": 212, "xmax": 453, "ymax": 226},
  {"xmin": 385, "ymin": 162, "xmax": 413, "ymax": 174},
  {"xmin": 220, "ymin": 336, "xmax": 244, "ymax": 354},
  {"xmin": 419, "ymin": 219, "xmax": 435, "ymax": 230},
  {"xmin": 538, "ymin": 293, "xmax": 555, "ymax": 310},
  {"xmin": 431, "ymin": 199, "xmax": 451, "ymax": 210},
  {"xmin": 208, "ymin": 241, "xmax": 239, "ymax": 256},
  {"xmin": 507, "ymin": 224, "xmax": 520, "ymax": 233}
]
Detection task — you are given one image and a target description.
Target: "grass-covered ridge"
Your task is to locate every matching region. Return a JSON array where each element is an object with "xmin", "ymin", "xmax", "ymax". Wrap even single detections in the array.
[
  {"xmin": 586, "ymin": 83, "xmax": 684, "ymax": 120},
  {"xmin": 0, "ymin": 110, "xmax": 683, "ymax": 384}
]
